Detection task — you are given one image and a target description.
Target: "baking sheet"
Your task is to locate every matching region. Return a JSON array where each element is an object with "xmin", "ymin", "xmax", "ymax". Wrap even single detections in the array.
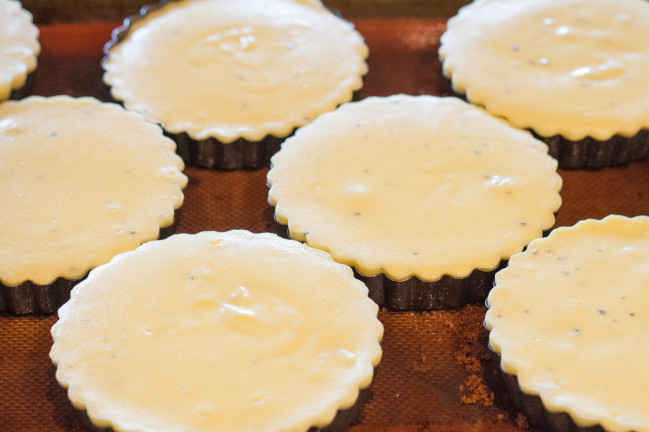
[{"xmin": 1, "ymin": 19, "xmax": 648, "ymax": 432}]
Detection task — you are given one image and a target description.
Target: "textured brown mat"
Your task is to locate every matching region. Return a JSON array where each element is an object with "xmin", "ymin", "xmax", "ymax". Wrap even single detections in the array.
[
  {"xmin": 2, "ymin": 19, "xmax": 649, "ymax": 432},
  {"xmin": 21, "ymin": 0, "xmax": 472, "ymax": 23}
]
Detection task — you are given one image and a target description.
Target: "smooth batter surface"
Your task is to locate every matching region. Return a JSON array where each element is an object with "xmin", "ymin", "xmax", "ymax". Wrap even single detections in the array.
[
  {"xmin": 268, "ymin": 95, "xmax": 562, "ymax": 281},
  {"xmin": 103, "ymin": 0, "xmax": 368, "ymax": 142},
  {"xmin": 51, "ymin": 231, "xmax": 383, "ymax": 432},
  {"xmin": 0, "ymin": 0, "xmax": 40, "ymax": 100},
  {"xmin": 440, "ymin": 0, "xmax": 649, "ymax": 141},
  {"xmin": 0, "ymin": 96, "xmax": 187, "ymax": 286},
  {"xmin": 486, "ymin": 216, "xmax": 649, "ymax": 432}
]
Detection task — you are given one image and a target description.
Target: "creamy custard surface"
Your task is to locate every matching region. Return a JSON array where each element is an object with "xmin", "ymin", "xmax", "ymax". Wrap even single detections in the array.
[
  {"xmin": 50, "ymin": 231, "xmax": 383, "ymax": 432},
  {"xmin": 486, "ymin": 216, "xmax": 649, "ymax": 432},
  {"xmin": 440, "ymin": 0, "xmax": 649, "ymax": 140},
  {"xmin": 103, "ymin": 0, "xmax": 368, "ymax": 142},
  {"xmin": 268, "ymin": 95, "xmax": 562, "ymax": 281},
  {"xmin": 0, "ymin": 96, "xmax": 186, "ymax": 286},
  {"xmin": 0, "ymin": 0, "xmax": 40, "ymax": 100}
]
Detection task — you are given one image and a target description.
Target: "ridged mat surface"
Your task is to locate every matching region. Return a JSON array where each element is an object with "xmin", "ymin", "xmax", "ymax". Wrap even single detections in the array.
[{"xmin": 2, "ymin": 19, "xmax": 649, "ymax": 432}]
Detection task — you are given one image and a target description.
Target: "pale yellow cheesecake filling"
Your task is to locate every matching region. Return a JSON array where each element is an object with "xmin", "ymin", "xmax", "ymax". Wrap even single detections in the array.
[
  {"xmin": 0, "ymin": 0, "xmax": 40, "ymax": 100},
  {"xmin": 268, "ymin": 95, "xmax": 562, "ymax": 281},
  {"xmin": 103, "ymin": 0, "xmax": 368, "ymax": 143},
  {"xmin": 0, "ymin": 96, "xmax": 187, "ymax": 286},
  {"xmin": 486, "ymin": 215, "xmax": 649, "ymax": 432},
  {"xmin": 50, "ymin": 230, "xmax": 383, "ymax": 432},
  {"xmin": 440, "ymin": 0, "xmax": 649, "ymax": 141}
]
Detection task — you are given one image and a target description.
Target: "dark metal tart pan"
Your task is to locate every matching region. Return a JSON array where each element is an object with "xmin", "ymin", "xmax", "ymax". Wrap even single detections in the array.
[
  {"xmin": 9, "ymin": 70, "xmax": 37, "ymax": 101},
  {"xmin": 357, "ymin": 261, "xmax": 506, "ymax": 311},
  {"xmin": 541, "ymin": 129, "xmax": 649, "ymax": 170},
  {"xmin": 499, "ymin": 369, "xmax": 605, "ymax": 432},
  {"xmin": 170, "ymin": 131, "xmax": 284, "ymax": 171}
]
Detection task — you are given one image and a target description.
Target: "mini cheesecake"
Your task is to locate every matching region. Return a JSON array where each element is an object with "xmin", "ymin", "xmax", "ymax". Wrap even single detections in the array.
[
  {"xmin": 268, "ymin": 95, "xmax": 562, "ymax": 310},
  {"xmin": 103, "ymin": 0, "xmax": 368, "ymax": 170},
  {"xmin": 440, "ymin": 0, "xmax": 649, "ymax": 169},
  {"xmin": 486, "ymin": 215, "xmax": 649, "ymax": 432},
  {"xmin": 50, "ymin": 230, "xmax": 383, "ymax": 432}
]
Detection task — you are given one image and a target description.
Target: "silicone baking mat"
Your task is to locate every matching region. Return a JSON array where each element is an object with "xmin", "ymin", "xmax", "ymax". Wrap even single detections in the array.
[{"xmin": 1, "ymin": 19, "xmax": 648, "ymax": 432}]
